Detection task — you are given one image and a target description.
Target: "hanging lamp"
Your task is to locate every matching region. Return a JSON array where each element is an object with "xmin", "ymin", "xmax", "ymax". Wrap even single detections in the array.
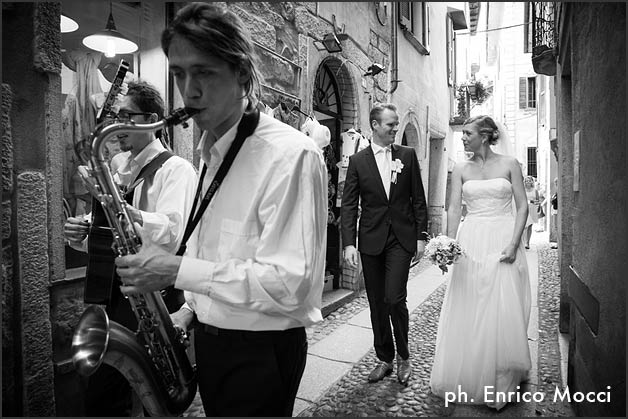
[
  {"xmin": 82, "ymin": 2, "xmax": 138, "ymax": 57},
  {"xmin": 60, "ymin": 14, "xmax": 79, "ymax": 33}
]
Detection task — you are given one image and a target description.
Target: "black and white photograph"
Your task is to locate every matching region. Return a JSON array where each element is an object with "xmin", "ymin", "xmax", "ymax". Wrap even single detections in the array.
[{"xmin": 1, "ymin": 1, "xmax": 625, "ymax": 417}]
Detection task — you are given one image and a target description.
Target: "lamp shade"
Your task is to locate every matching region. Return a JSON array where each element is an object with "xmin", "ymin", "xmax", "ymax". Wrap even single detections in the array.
[
  {"xmin": 82, "ymin": 11, "xmax": 137, "ymax": 58},
  {"xmin": 60, "ymin": 14, "xmax": 79, "ymax": 33}
]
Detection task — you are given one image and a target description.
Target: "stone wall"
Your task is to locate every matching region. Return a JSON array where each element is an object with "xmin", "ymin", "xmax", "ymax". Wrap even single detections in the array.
[
  {"xmin": 1, "ymin": 81, "xmax": 17, "ymax": 417},
  {"xmin": 1, "ymin": 2, "xmax": 61, "ymax": 416},
  {"xmin": 557, "ymin": 3, "xmax": 626, "ymax": 417}
]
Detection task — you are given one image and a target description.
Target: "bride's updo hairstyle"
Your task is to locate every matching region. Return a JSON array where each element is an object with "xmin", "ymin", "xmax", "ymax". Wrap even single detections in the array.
[{"xmin": 464, "ymin": 115, "xmax": 500, "ymax": 145}]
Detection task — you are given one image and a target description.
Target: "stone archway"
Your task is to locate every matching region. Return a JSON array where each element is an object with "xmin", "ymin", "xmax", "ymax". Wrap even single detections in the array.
[{"xmin": 312, "ymin": 56, "xmax": 358, "ymax": 290}]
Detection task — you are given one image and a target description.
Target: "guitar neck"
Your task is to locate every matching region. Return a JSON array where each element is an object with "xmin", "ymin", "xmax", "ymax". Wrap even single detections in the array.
[{"xmin": 97, "ymin": 59, "xmax": 130, "ymax": 123}]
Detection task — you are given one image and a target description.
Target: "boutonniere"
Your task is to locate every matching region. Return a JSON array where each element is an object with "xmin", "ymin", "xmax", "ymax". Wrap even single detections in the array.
[{"xmin": 391, "ymin": 158, "xmax": 404, "ymax": 184}]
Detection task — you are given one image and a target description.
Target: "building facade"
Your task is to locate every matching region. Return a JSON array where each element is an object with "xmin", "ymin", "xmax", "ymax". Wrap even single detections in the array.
[
  {"xmin": 532, "ymin": 2, "xmax": 626, "ymax": 417},
  {"xmin": 449, "ymin": 2, "xmax": 542, "ymax": 173}
]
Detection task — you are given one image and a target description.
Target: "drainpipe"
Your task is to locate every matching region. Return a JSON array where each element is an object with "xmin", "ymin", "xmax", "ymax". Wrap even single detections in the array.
[{"xmin": 388, "ymin": 1, "xmax": 399, "ymax": 96}]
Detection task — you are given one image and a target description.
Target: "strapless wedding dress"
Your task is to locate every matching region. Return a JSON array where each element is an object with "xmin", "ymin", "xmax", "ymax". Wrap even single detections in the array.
[{"xmin": 430, "ymin": 178, "xmax": 531, "ymax": 410}]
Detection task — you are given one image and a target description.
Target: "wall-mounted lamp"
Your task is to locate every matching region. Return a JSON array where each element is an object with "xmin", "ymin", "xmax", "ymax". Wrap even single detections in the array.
[
  {"xmin": 320, "ymin": 32, "xmax": 343, "ymax": 53},
  {"xmin": 313, "ymin": 14, "xmax": 349, "ymax": 53},
  {"xmin": 60, "ymin": 14, "xmax": 79, "ymax": 33},
  {"xmin": 364, "ymin": 63, "xmax": 385, "ymax": 77},
  {"xmin": 82, "ymin": 1, "xmax": 138, "ymax": 58}
]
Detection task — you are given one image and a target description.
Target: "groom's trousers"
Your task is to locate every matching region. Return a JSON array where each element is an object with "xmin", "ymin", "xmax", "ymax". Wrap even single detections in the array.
[{"xmin": 360, "ymin": 227, "xmax": 414, "ymax": 363}]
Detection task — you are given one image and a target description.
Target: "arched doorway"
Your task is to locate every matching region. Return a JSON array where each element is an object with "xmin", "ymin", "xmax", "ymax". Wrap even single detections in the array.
[{"xmin": 312, "ymin": 57, "xmax": 357, "ymax": 289}]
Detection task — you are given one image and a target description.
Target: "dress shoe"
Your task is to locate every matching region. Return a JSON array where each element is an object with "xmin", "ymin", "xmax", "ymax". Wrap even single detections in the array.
[
  {"xmin": 368, "ymin": 361, "xmax": 393, "ymax": 382},
  {"xmin": 397, "ymin": 358, "xmax": 411, "ymax": 386}
]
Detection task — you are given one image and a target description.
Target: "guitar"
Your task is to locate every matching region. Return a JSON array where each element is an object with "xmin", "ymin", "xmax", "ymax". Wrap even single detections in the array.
[{"xmin": 83, "ymin": 59, "xmax": 130, "ymax": 304}]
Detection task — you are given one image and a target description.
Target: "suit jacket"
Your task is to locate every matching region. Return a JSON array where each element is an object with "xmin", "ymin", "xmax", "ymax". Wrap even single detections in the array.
[{"xmin": 341, "ymin": 143, "xmax": 428, "ymax": 255}]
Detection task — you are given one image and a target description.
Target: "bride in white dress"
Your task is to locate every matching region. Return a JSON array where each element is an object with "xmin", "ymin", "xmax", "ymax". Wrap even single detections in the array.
[{"xmin": 430, "ymin": 115, "xmax": 532, "ymax": 410}]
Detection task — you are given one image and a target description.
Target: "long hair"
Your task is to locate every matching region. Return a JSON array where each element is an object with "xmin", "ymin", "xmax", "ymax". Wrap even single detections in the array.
[{"xmin": 161, "ymin": 2, "xmax": 262, "ymax": 103}]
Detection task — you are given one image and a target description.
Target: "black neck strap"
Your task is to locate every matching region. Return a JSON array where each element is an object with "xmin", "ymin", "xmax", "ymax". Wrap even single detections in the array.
[
  {"xmin": 176, "ymin": 105, "xmax": 260, "ymax": 256},
  {"xmin": 123, "ymin": 150, "xmax": 174, "ymax": 202}
]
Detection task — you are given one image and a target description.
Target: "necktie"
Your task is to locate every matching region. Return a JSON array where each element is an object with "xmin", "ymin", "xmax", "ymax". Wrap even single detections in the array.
[{"xmin": 382, "ymin": 147, "xmax": 391, "ymax": 198}]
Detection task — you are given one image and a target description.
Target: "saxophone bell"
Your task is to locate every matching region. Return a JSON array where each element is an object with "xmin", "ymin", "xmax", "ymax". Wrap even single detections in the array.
[{"xmin": 71, "ymin": 305, "xmax": 109, "ymax": 377}]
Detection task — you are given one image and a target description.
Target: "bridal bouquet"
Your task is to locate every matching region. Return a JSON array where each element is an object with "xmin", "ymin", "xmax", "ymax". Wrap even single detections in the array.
[{"xmin": 424, "ymin": 234, "xmax": 464, "ymax": 274}]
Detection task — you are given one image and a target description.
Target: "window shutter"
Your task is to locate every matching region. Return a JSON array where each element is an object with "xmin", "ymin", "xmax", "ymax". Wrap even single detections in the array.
[
  {"xmin": 519, "ymin": 77, "xmax": 527, "ymax": 108},
  {"xmin": 399, "ymin": 2, "xmax": 412, "ymax": 31}
]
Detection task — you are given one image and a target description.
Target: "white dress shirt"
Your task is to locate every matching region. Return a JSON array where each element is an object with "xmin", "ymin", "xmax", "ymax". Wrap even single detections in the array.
[
  {"xmin": 371, "ymin": 142, "xmax": 392, "ymax": 198},
  {"xmin": 175, "ymin": 112, "xmax": 328, "ymax": 331},
  {"xmin": 70, "ymin": 138, "xmax": 197, "ymax": 253},
  {"xmin": 111, "ymin": 139, "xmax": 198, "ymax": 252}
]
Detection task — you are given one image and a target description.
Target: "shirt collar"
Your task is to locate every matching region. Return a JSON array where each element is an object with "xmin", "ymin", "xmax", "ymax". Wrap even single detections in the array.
[
  {"xmin": 198, "ymin": 114, "xmax": 243, "ymax": 166},
  {"xmin": 371, "ymin": 142, "xmax": 391, "ymax": 155},
  {"xmin": 115, "ymin": 138, "xmax": 164, "ymax": 187},
  {"xmin": 132, "ymin": 138, "xmax": 165, "ymax": 168}
]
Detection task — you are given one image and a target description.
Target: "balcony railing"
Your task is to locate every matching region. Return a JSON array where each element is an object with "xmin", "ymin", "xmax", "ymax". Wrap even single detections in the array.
[
  {"xmin": 531, "ymin": 2, "xmax": 557, "ymax": 75},
  {"xmin": 449, "ymin": 81, "xmax": 492, "ymax": 126}
]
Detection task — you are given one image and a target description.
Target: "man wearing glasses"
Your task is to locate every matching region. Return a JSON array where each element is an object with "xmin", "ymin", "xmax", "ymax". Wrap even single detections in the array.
[{"xmin": 63, "ymin": 80, "xmax": 197, "ymax": 416}]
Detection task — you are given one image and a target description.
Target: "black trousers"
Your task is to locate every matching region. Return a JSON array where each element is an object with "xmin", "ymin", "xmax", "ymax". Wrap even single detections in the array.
[
  {"xmin": 194, "ymin": 323, "xmax": 307, "ymax": 417},
  {"xmin": 360, "ymin": 228, "xmax": 414, "ymax": 363}
]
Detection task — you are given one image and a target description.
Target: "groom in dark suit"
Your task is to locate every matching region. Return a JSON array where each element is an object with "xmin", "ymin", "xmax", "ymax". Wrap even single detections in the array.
[{"xmin": 341, "ymin": 103, "xmax": 428, "ymax": 385}]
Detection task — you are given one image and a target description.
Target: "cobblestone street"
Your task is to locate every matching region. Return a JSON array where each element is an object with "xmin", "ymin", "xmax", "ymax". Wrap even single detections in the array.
[
  {"xmin": 183, "ymin": 235, "xmax": 575, "ymax": 417},
  {"xmin": 298, "ymin": 239, "xmax": 573, "ymax": 417}
]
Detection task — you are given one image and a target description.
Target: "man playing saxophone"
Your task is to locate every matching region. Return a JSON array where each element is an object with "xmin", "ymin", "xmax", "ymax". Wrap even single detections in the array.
[
  {"xmin": 64, "ymin": 80, "xmax": 197, "ymax": 416},
  {"xmin": 116, "ymin": 3, "xmax": 328, "ymax": 416}
]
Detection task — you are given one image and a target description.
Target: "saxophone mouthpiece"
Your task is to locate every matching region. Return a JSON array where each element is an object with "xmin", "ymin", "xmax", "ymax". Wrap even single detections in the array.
[{"xmin": 165, "ymin": 107, "xmax": 200, "ymax": 128}]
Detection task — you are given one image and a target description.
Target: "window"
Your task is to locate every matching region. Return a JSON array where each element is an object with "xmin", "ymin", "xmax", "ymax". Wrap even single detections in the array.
[
  {"xmin": 519, "ymin": 76, "xmax": 537, "ymax": 108},
  {"xmin": 527, "ymin": 147, "xmax": 537, "ymax": 177},
  {"xmin": 399, "ymin": 2, "xmax": 430, "ymax": 55},
  {"xmin": 399, "ymin": 2, "xmax": 413, "ymax": 30},
  {"xmin": 524, "ymin": 2, "xmax": 532, "ymax": 53}
]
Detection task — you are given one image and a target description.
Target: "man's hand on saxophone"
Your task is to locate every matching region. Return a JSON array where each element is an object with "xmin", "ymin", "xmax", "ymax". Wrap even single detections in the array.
[
  {"xmin": 116, "ymin": 223, "xmax": 181, "ymax": 294},
  {"xmin": 170, "ymin": 306, "xmax": 195, "ymax": 336}
]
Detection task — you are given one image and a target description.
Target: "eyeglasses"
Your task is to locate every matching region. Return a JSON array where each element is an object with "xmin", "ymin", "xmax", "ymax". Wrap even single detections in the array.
[{"xmin": 113, "ymin": 111, "xmax": 152, "ymax": 122}]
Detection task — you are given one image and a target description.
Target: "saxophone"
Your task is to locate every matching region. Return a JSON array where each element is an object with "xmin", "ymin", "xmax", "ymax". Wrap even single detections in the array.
[{"xmin": 71, "ymin": 107, "xmax": 199, "ymax": 416}]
